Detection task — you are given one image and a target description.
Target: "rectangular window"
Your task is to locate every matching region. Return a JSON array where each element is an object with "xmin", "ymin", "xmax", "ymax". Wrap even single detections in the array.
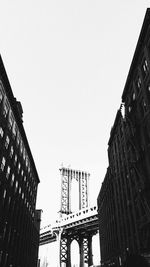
[
  {"xmin": 12, "ymin": 122, "xmax": 17, "ymax": 137},
  {"xmin": 0, "ymin": 127, "xmax": 4, "ymax": 138},
  {"xmin": 0, "ymin": 90, "xmax": 3, "ymax": 103},
  {"xmin": 16, "ymin": 131, "xmax": 21, "ymax": 148},
  {"xmin": 134, "ymin": 76, "xmax": 142, "ymax": 96},
  {"xmin": 10, "ymin": 146, "xmax": 14, "ymax": 158},
  {"xmin": 0, "ymin": 82, "xmax": 4, "ymax": 103},
  {"xmin": 1, "ymin": 157, "xmax": 6, "ymax": 171},
  {"xmin": 26, "ymin": 157, "xmax": 28, "ymax": 168},
  {"xmin": 142, "ymin": 59, "xmax": 149, "ymax": 78},
  {"xmin": 137, "ymin": 77, "xmax": 142, "ymax": 89},
  {"xmin": 11, "ymin": 174, "xmax": 15, "ymax": 187},
  {"xmin": 14, "ymin": 155, "xmax": 17, "ymax": 166},
  {"xmin": 18, "ymin": 162, "xmax": 21, "ymax": 174},
  {"xmin": 3, "ymin": 189, "xmax": 6, "ymax": 199},
  {"xmin": 5, "ymin": 136, "xmax": 10, "ymax": 149},
  {"xmin": 15, "ymin": 180, "xmax": 18, "ymax": 193},
  {"xmin": 20, "ymin": 140, "xmax": 23, "ymax": 155},
  {"xmin": 8, "ymin": 110, "xmax": 14, "ymax": 130},
  {"xmin": 3, "ymin": 98, "xmax": 9, "ymax": 118},
  {"xmin": 19, "ymin": 187, "xmax": 21, "ymax": 195},
  {"xmin": 6, "ymin": 166, "xmax": 10, "ymax": 179},
  {"xmin": 23, "ymin": 148, "xmax": 26, "ymax": 161},
  {"xmin": 139, "ymin": 98, "xmax": 147, "ymax": 117}
]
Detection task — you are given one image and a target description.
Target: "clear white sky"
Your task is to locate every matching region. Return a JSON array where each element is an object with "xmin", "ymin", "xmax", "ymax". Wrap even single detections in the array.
[{"xmin": 0, "ymin": 0, "xmax": 149, "ymax": 226}]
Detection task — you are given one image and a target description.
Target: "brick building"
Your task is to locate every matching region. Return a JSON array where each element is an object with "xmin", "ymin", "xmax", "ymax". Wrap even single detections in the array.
[
  {"xmin": 0, "ymin": 55, "xmax": 40, "ymax": 267},
  {"xmin": 98, "ymin": 8, "xmax": 150, "ymax": 266}
]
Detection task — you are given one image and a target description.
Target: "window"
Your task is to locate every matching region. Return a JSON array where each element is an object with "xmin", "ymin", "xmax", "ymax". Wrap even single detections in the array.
[
  {"xmin": 17, "ymin": 162, "xmax": 21, "ymax": 174},
  {"xmin": 3, "ymin": 98, "xmax": 9, "ymax": 118},
  {"xmin": 11, "ymin": 174, "xmax": 15, "ymax": 187},
  {"xmin": 20, "ymin": 140, "xmax": 23, "ymax": 155},
  {"xmin": 25, "ymin": 157, "xmax": 28, "ymax": 169},
  {"xmin": 147, "ymin": 84, "xmax": 150, "ymax": 101},
  {"xmin": 138, "ymin": 77, "xmax": 141, "ymax": 88},
  {"xmin": 0, "ymin": 127, "xmax": 4, "ymax": 138},
  {"xmin": 142, "ymin": 59, "xmax": 149, "ymax": 78},
  {"xmin": 128, "ymin": 106, "xmax": 132, "ymax": 113},
  {"xmin": 136, "ymin": 76, "xmax": 142, "ymax": 95},
  {"xmin": 143, "ymin": 100, "xmax": 147, "ymax": 113},
  {"xmin": 28, "ymin": 163, "xmax": 30, "ymax": 173},
  {"xmin": 14, "ymin": 155, "xmax": 17, "ymax": 166},
  {"xmin": 23, "ymin": 149, "xmax": 26, "ymax": 161},
  {"xmin": 139, "ymin": 98, "xmax": 147, "ymax": 117},
  {"xmin": 15, "ymin": 181, "xmax": 18, "ymax": 193},
  {"xmin": 19, "ymin": 187, "xmax": 21, "ymax": 195},
  {"xmin": 16, "ymin": 132, "xmax": 20, "ymax": 147},
  {"xmin": 6, "ymin": 166, "xmax": 10, "ymax": 179},
  {"xmin": 12, "ymin": 122, "xmax": 17, "ymax": 138},
  {"xmin": 0, "ymin": 82, "xmax": 4, "ymax": 103},
  {"xmin": 3, "ymin": 189, "xmax": 6, "ymax": 199},
  {"xmin": 133, "ymin": 92, "xmax": 136, "ymax": 101},
  {"xmin": 10, "ymin": 146, "xmax": 14, "ymax": 159},
  {"xmin": 1, "ymin": 157, "xmax": 6, "ymax": 171},
  {"xmin": 8, "ymin": 196, "xmax": 11, "ymax": 206},
  {"xmin": 8, "ymin": 110, "xmax": 14, "ymax": 130},
  {"xmin": 5, "ymin": 136, "xmax": 10, "ymax": 149}
]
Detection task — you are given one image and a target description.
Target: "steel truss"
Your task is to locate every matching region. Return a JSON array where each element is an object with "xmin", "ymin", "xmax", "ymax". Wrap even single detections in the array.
[
  {"xmin": 60, "ymin": 167, "xmax": 90, "ymax": 215},
  {"xmin": 60, "ymin": 233, "xmax": 93, "ymax": 267},
  {"xmin": 60, "ymin": 236, "xmax": 71, "ymax": 266}
]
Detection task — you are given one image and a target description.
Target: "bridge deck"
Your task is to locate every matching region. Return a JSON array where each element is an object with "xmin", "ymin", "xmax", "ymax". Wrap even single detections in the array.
[{"xmin": 40, "ymin": 206, "xmax": 98, "ymax": 245}]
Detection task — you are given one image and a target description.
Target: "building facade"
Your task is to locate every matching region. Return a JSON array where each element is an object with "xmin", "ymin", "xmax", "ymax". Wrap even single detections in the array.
[
  {"xmin": 0, "ymin": 56, "xmax": 40, "ymax": 267},
  {"xmin": 98, "ymin": 8, "xmax": 150, "ymax": 266}
]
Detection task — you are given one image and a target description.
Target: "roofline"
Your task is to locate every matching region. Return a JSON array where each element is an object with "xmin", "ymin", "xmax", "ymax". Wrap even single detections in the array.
[
  {"xmin": 108, "ymin": 108, "xmax": 122, "ymax": 146},
  {"xmin": 122, "ymin": 8, "xmax": 150, "ymax": 101},
  {"xmin": 0, "ymin": 55, "xmax": 40, "ymax": 184}
]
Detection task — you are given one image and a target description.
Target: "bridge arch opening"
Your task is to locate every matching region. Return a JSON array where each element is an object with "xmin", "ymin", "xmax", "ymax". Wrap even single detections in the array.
[
  {"xmin": 92, "ymin": 233, "xmax": 100, "ymax": 265},
  {"xmin": 71, "ymin": 178, "xmax": 79, "ymax": 212},
  {"xmin": 71, "ymin": 239, "xmax": 79, "ymax": 267}
]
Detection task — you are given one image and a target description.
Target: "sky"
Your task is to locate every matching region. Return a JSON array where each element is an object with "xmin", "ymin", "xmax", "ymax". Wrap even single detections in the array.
[{"xmin": 0, "ymin": 0, "xmax": 150, "ymax": 227}]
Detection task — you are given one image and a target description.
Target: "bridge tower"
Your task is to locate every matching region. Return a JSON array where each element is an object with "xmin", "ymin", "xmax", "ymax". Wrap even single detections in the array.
[
  {"xmin": 59, "ymin": 167, "xmax": 90, "ymax": 215},
  {"xmin": 59, "ymin": 167, "xmax": 94, "ymax": 267}
]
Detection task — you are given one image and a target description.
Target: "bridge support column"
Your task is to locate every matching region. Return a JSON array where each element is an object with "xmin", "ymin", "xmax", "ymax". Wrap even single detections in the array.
[
  {"xmin": 79, "ymin": 235, "xmax": 93, "ymax": 267},
  {"xmin": 60, "ymin": 236, "xmax": 71, "ymax": 267},
  {"xmin": 88, "ymin": 235, "xmax": 93, "ymax": 266},
  {"xmin": 79, "ymin": 237, "xmax": 84, "ymax": 267}
]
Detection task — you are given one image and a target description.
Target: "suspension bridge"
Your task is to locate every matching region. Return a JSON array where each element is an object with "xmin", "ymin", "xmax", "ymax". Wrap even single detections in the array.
[{"xmin": 39, "ymin": 167, "xmax": 100, "ymax": 267}]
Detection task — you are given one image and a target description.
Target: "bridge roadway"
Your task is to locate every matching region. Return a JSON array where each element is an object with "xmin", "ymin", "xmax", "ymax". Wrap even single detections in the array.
[{"xmin": 40, "ymin": 205, "xmax": 98, "ymax": 246}]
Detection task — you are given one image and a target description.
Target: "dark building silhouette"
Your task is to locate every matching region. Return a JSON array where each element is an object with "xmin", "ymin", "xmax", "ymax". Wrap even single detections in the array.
[
  {"xmin": 0, "ymin": 55, "xmax": 40, "ymax": 267},
  {"xmin": 98, "ymin": 8, "xmax": 150, "ymax": 267}
]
